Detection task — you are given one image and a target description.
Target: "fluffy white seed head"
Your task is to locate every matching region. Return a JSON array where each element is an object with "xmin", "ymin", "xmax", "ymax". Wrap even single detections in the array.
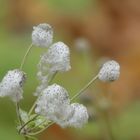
[
  {"xmin": 98, "ymin": 60, "xmax": 120, "ymax": 82},
  {"xmin": 35, "ymin": 84, "xmax": 73, "ymax": 124},
  {"xmin": 32, "ymin": 23, "xmax": 53, "ymax": 47},
  {"xmin": 39, "ymin": 41, "xmax": 71, "ymax": 73},
  {"xmin": 35, "ymin": 42, "xmax": 71, "ymax": 96},
  {"xmin": 61, "ymin": 103, "xmax": 89, "ymax": 128},
  {"xmin": 0, "ymin": 69, "xmax": 26, "ymax": 102}
]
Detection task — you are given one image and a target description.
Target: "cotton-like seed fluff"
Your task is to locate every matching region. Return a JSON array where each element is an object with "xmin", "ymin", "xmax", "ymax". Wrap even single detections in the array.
[
  {"xmin": 32, "ymin": 23, "xmax": 53, "ymax": 47},
  {"xmin": 35, "ymin": 84, "xmax": 89, "ymax": 128},
  {"xmin": 35, "ymin": 42, "xmax": 71, "ymax": 96},
  {"xmin": 98, "ymin": 60, "xmax": 120, "ymax": 82},
  {"xmin": 39, "ymin": 41, "xmax": 71, "ymax": 73},
  {"xmin": 0, "ymin": 69, "xmax": 26, "ymax": 102},
  {"xmin": 61, "ymin": 103, "xmax": 89, "ymax": 128},
  {"xmin": 35, "ymin": 84, "xmax": 73, "ymax": 125}
]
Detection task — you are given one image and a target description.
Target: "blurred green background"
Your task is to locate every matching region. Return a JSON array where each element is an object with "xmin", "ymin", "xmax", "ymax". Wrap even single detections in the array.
[{"xmin": 0, "ymin": 0, "xmax": 140, "ymax": 140}]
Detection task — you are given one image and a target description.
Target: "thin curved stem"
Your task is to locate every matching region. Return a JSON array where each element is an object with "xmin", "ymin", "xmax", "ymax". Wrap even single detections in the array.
[
  {"xmin": 28, "ymin": 120, "xmax": 47, "ymax": 133},
  {"xmin": 28, "ymin": 122, "xmax": 54, "ymax": 136},
  {"xmin": 70, "ymin": 74, "xmax": 98, "ymax": 101},
  {"xmin": 25, "ymin": 135, "xmax": 37, "ymax": 140},
  {"xmin": 28, "ymin": 102, "xmax": 37, "ymax": 116},
  {"xmin": 15, "ymin": 102, "xmax": 23, "ymax": 126},
  {"xmin": 20, "ymin": 43, "xmax": 33, "ymax": 70},
  {"xmin": 103, "ymin": 112, "xmax": 115, "ymax": 140},
  {"xmin": 19, "ymin": 115, "xmax": 39, "ymax": 134},
  {"xmin": 48, "ymin": 71, "xmax": 58, "ymax": 84}
]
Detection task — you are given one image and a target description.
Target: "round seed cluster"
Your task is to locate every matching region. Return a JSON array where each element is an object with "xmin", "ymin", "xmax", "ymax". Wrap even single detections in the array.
[
  {"xmin": 98, "ymin": 60, "xmax": 120, "ymax": 82},
  {"xmin": 35, "ymin": 84, "xmax": 88, "ymax": 128},
  {"xmin": 0, "ymin": 69, "xmax": 26, "ymax": 102},
  {"xmin": 32, "ymin": 23, "xmax": 53, "ymax": 47}
]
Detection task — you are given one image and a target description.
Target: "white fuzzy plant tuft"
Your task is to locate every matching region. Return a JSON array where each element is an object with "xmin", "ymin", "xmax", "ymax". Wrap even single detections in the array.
[
  {"xmin": 0, "ymin": 23, "xmax": 120, "ymax": 140},
  {"xmin": 0, "ymin": 69, "xmax": 26, "ymax": 102},
  {"xmin": 98, "ymin": 60, "xmax": 120, "ymax": 82},
  {"xmin": 32, "ymin": 23, "xmax": 53, "ymax": 47}
]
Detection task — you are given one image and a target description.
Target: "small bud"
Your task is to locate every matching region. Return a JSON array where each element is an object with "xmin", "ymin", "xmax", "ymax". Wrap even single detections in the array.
[
  {"xmin": 0, "ymin": 69, "xmax": 26, "ymax": 102},
  {"xmin": 98, "ymin": 60, "xmax": 120, "ymax": 82},
  {"xmin": 32, "ymin": 23, "xmax": 53, "ymax": 47}
]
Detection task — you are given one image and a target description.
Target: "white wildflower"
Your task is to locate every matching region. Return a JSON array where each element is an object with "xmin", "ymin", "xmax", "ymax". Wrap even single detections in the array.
[
  {"xmin": 0, "ymin": 69, "xmax": 26, "ymax": 102},
  {"xmin": 61, "ymin": 103, "xmax": 89, "ymax": 128},
  {"xmin": 35, "ymin": 84, "xmax": 73, "ymax": 124},
  {"xmin": 98, "ymin": 60, "xmax": 120, "ymax": 82},
  {"xmin": 32, "ymin": 23, "xmax": 53, "ymax": 47}
]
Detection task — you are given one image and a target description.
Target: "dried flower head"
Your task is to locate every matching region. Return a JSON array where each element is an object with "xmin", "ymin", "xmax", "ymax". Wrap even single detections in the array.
[
  {"xmin": 61, "ymin": 103, "xmax": 89, "ymax": 128},
  {"xmin": 98, "ymin": 60, "xmax": 120, "ymax": 82},
  {"xmin": 32, "ymin": 23, "xmax": 53, "ymax": 47},
  {"xmin": 35, "ymin": 84, "xmax": 73, "ymax": 125},
  {"xmin": 34, "ymin": 42, "xmax": 71, "ymax": 96},
  {"xmin": 0, "ymin": 69, "xmax": 26, "ymax": 102},
  {"xmin": 39, "ymin": 41, "xmax": 71, "ymax": 73}
]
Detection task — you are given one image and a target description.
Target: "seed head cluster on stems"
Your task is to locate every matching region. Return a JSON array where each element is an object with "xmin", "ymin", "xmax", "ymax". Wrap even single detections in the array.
[{"xmin": 0, "ymin": 23, "xmax": 120, "ymax": 140}]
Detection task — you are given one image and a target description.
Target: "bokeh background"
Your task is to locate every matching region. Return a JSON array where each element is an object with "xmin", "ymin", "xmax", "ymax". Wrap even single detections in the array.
[{"xmin": 0, "ymin": 0, "xmax": 140, "ymax": 140}]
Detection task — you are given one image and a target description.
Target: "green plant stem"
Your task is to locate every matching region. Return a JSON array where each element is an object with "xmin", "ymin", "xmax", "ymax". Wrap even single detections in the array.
[
  {"xmin": 15, "ymin": 102, "xmax": 23, "ymax": 126},
  {"xmin": 104, "ymin": 112, "xmax": 115, "ymax": 140},
  {"xmin": 49, "ymin": 71, "xmax": 58, "ymax": 84},
  {"xmin": 19, "ymin": 115, "xmax": 39, "ymax": 134},
  {"xmin": 28, "ymin": 120, "xmax": 47, "ymax": 133},
  {"xmin": 20, "ymin": 43, "xmax": 33, "ymax": 70},
  {"xmin": 29, "ymin": 122, "xmax": 54, "ymax": 136},
  {"xmin": 28, "ymin": 102, "xmax": 37, "ymax": 117},
  {"xmin": 25, "ymin": 135, "xmax": 37, "ymax": 140},
  {"xmin": 70, "ymin": 74, "xmax": 98, "ymax": 101}
]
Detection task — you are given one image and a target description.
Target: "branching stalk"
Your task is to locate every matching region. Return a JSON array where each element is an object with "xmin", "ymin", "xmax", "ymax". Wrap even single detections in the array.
[
  {"xmin": 19, "ymin": 115, "xmax": 39, "ymax": 134},
  {"xmin": 70, "ymin": 74, "xmax": 98, "ymax": 101},
  {"xmin": 20, "ymin": 43, "xmax": 33, "ymax": 70},
  {"xmin": 28, "ymin": 122, "xmax": 54, "ymax": 136}
]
